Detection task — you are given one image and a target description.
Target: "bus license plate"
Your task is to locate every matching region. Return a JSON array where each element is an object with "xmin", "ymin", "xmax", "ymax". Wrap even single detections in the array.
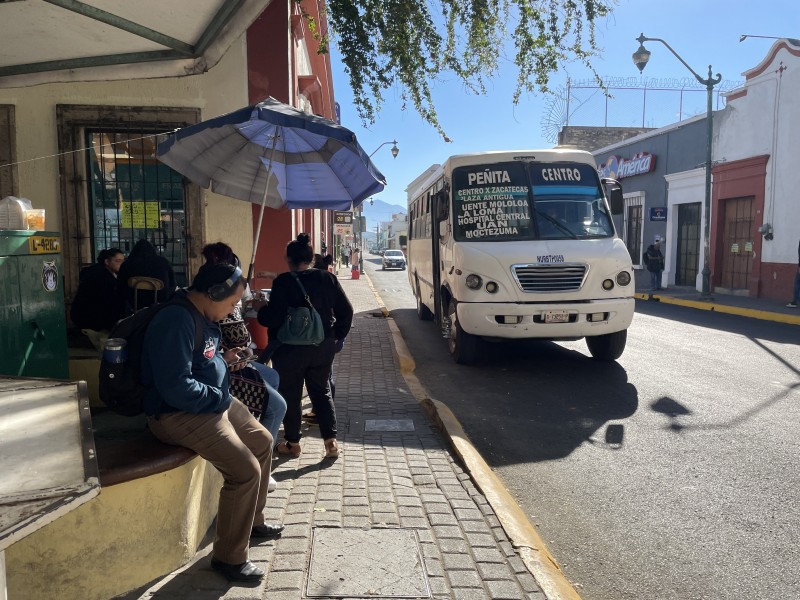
[{"xmin": 544, "ymin": 311, "xmax": 569, "ymax": 323}]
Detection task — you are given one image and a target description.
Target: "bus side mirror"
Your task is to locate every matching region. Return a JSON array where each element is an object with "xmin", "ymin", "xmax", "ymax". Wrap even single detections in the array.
[{"xmin": 602, "ymin": 178, "xmax": 624, "ymax": 215}]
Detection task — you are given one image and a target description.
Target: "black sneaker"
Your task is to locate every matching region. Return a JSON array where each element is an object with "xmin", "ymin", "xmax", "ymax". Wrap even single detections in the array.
[
  {"xmin": 210, "ymin": 558, "xmax": 264, "ymax": 582},
  {"xmin": 251, "ymin": 523, "xmax": 285, "ymax": 539}
]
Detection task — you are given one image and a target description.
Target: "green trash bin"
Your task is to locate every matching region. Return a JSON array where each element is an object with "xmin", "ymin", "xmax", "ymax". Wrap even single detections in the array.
[{"xmin": 0, "ymin": 230, "xmax": 69, "ymax": 379}]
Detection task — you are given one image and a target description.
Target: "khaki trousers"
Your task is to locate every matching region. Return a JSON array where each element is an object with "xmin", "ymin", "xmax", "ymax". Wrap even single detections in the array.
[{"xmin": 148, "ymin": 398, "xmax": 273, "ymax": 564}]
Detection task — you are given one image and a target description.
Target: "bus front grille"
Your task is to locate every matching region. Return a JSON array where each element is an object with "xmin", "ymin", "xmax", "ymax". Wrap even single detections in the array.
[{"xmin": 512, "ymin": 263, "xmax": 587, "ymax": 292}]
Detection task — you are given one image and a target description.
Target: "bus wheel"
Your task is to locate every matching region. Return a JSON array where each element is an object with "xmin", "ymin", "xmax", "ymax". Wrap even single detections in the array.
[
  {"xmin": 416, "ymin": 280, "xmax": 434, "ymax": 321},
  {"xmin": 586, "ymin": 330, "xmax": 627, "ymax": 361},
  {"xmin": 447, "ymin": 300, "xmax": 480, "ymax": 364}
]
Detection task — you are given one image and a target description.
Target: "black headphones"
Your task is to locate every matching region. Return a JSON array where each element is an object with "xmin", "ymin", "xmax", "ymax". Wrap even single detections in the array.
[{"xmin": 207, "ymin": 266, "xmax": 243, "ymax": 301}]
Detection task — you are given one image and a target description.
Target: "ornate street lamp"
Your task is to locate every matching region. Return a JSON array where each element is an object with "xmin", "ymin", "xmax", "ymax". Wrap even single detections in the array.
[
  {"xmin": 353, "ymin": 142, "xmax": 399, "ymax": 272},
  {"xmin": 633, "ymin": 34, "xmax": 720, "ymax": 298},
  {"xmin": 370, "ymin": 140, "xmax": 399, "ymax": 158}
]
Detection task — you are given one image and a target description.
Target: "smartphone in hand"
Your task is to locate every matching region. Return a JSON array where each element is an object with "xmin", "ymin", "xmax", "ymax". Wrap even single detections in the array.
[{"xmin": 230, "ymin": 354, "xmax": 258, "ymax": 366}]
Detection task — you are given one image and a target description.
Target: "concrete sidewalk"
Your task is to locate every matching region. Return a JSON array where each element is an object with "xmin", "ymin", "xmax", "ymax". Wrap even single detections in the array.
[
  {"xmin": 120, "ymin": 268, "xmax": 564, "ymax": 599},
  {"xmin": 634, "ymin": 285, "xmax": 800, "ymax": 326}
]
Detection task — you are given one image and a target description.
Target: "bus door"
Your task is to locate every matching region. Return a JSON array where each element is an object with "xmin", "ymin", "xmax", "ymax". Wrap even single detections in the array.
[{"xmin": 431, "ymin": 188, "xmax": 449, "ymax": 325}]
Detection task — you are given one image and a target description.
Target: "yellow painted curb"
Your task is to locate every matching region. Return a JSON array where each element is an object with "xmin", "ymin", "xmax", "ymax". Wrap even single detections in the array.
[
  {"xmin": 637, "ymin": 293, "xmax": 800, "ymax": 325},
  {"xmin": 373, "ymin": 294, "xmax": 581, "ymax": 599},
  {"xmin": 363, "ymin": 271, "xmax": 390, "ymax": 318}
]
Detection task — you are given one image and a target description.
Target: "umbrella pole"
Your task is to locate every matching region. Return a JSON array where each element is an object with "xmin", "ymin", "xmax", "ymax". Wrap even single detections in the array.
[{"xmin": 246, "ymin": 129, "xmax": 280, "ymax": 284}]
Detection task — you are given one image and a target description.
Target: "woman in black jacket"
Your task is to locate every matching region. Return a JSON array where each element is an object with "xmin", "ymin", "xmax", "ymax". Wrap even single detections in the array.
[
  {"xmin": 70, "ymin": 248, "xmax": 126, "ymax": 349},
  {"xmin": 258, "ymin": 233, "xmax": 353, "ymax": 459}
]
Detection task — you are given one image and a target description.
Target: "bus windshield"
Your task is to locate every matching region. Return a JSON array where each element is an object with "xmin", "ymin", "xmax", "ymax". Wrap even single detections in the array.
[{"xmin": 452, "ymin": 161, "xmax": 614, "ymax": 242}]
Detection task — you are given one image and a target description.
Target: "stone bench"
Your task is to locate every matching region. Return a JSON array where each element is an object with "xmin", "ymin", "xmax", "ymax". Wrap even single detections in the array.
[{"xmin": 5, "ymin": 361, "xmax": 222, "ymax": 600}]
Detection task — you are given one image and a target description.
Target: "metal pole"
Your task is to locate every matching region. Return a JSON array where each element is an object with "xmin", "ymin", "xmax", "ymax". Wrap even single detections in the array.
[
  {"xmin": 566, "ymin": 78, "xmax": 571, "ymax": 127},
  {"xmin": 701, "ymin": 71, "xmax": 714, "ymax": 297},
  {"xmin": 633, "ymin": 35, "xmax": 721, "ymax": 298},
  {"xmin": 247, "ymin": 129, "xmax": 280, "ymax": 284}
]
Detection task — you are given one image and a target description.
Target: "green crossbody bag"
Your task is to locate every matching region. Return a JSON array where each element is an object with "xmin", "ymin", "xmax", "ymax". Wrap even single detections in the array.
[{"xmin": 276, "ymin": 272, "xmax": 325, "ymax": 346}]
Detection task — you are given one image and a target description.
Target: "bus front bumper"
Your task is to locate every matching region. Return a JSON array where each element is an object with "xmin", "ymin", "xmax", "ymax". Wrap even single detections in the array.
[{"xmin": 457, "ymin": 298, "xmax": 635, "ymax": 339}]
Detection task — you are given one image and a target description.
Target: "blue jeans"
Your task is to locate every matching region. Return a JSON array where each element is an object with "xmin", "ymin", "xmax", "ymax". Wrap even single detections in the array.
[
  {"xmin": 792, "ymin": 270, "xmax": 800, "ymax": 304},
  {"xmin": 650, "ymin": 270, "xmax": 662, "ymax": 290},
  {"xmin": 250, "ymin": 361, "xmax": 287, "ymax": 447}
]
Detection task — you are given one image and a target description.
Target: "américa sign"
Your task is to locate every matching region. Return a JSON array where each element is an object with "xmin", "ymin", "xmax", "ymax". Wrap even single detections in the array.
[{"xmin": 598, "ymin": 152, "xmax": 656, "ymax": 180}]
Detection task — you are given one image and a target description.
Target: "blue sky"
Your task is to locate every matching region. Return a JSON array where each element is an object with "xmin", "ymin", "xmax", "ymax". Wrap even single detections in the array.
[{"xmin": 330, "ymin": 0, "xmax": 795, "ymax": 209}]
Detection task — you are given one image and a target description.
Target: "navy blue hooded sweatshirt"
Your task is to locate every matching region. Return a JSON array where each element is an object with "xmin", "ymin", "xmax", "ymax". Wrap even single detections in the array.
[{"xmin": 141, "ymin": 290, "xmax": 231, "ymax": 415}]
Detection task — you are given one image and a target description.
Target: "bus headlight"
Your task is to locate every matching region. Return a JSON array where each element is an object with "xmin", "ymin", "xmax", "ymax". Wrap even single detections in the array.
[
  {"xmin": 465, "ymin": 274, "xmax": 483, "ymax": 289},
  {"xmin": 616, "ymin": 271, "xmax": 632, "ymax": 286},
  {"xmin": 485, "ymin": 281, "xmax": 499, "ymax": 293},
  {"xmin": 602, "ymin": 279, "xmax": 615, "ymax": 290}
]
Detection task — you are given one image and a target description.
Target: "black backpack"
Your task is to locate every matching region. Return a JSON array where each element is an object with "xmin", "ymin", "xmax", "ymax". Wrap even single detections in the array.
[{"xmin": 98, "ymin": 295, "xmax": 205, "ymax": 416}]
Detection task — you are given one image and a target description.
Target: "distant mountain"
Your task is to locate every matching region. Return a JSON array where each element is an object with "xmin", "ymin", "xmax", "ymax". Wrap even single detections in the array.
[{"xmin": 360, "ymin": 198, "xmax": 406, "ymax": 236}]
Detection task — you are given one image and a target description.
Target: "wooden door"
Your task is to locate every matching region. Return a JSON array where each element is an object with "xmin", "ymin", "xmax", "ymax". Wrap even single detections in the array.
[
  {"xmin": 719, "ymin": 197, "xmax": 754, "ymax": 291},
  {"xmin": 676, "ymin": 203, "xmax": 700, "ymax": 286}
]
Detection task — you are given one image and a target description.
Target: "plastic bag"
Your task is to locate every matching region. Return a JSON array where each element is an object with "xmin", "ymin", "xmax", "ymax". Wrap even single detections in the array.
[{"xmin": 0, "ymin": 196, "xmax": 33, "ymax": 230}]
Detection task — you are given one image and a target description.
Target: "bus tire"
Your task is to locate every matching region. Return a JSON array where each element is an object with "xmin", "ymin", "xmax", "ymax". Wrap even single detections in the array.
[
  {"xmin": 447, "ymin": 300, "xmax": 480, "ymax": 364},
  {"xmin": 416, "ymin": 293, "xmax": 434, "ymax": 321},
  {"xmin": 586, "ymin": 330, "xmax": 627, "ymax": 361}
]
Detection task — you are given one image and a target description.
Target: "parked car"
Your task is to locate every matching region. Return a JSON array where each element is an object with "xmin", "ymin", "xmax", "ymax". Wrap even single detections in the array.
[{"xmin": 381, "ymin": 249, "xmax": 406, "ymax": 270}]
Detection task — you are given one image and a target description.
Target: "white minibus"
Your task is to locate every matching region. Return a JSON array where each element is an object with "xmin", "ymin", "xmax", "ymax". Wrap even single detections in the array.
[{"xmin": 406, "ymin": 149, "xmax": 633, "ymax": 364}]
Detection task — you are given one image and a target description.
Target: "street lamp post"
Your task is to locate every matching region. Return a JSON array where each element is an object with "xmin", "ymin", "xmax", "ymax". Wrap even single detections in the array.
[
  {"xmin": 633, "ymin": 34, "xmax": 721, "ymax": 298},
  {"xmin": 370, "ymin": 140, "xmax": 399, "ymax": 159},
  {"xmin": 356, "ymin": 141, "xmax": 399, "ymax": 272}
]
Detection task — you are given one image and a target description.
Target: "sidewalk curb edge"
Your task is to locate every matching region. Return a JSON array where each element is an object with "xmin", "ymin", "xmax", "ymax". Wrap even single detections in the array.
[{"xmin": 634, "ymin": 292, "xmax": 800, "ymax": 325}]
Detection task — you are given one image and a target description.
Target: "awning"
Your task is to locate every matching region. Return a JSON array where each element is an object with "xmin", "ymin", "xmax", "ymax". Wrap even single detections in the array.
[{"xmin": 0, "ymin": 0, "xmax": 272, "ymax": 88}]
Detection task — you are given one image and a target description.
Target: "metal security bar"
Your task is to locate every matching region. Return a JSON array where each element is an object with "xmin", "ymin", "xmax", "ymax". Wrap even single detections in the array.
[{"xmin": 85, "ymin": 129, "xmax": 188, "ymax": 285}]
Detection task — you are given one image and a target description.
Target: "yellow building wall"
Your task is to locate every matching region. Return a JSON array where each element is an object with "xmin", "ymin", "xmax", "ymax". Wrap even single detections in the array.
[
  {"xmin": 0, "ymin": 35, "xmax": 254, "ymax": 271},
  {"xmin": 5, "ymin": 457, "xmax": 222, "ymax": 600}
]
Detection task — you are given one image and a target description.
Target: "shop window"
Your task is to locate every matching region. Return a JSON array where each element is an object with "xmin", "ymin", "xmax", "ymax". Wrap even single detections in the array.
[
  {"xmin": 86, "ymin": 130, "xmax": 189, "ymax": 286},
  {"xmin": 57, "ymin": 105, "xmax": 202, "ymax": 301}
]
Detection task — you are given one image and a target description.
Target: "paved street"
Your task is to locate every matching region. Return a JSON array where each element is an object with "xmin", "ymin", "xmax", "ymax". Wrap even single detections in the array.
[{"xmin": 365, "ymin": 255, "xmax": 800, "ymax": 600}]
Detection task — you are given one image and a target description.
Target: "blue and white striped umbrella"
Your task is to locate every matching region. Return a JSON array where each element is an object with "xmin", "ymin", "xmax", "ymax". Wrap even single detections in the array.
[{"xmin": 157, "ymin": 97, "xmax": 386, "ymax": 211}]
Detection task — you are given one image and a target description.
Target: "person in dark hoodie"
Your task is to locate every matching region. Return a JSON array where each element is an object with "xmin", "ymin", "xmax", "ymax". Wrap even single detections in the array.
[
  {"xmin": 70, "ymin": 248, "xmax": 126, "ymax": 350},
  {"xmin": 644, "ymin": 235, "xmax": 665, "ymax": 291},
  {"xmin": 141, "ymin": 262, "xmax": 282, "ymax": 583},
  {"xmin": 258, "ymin": 233, "xmax": 353, "ymax": 460},
  {"xmin": 118, "ymin": 238, "xmax": 176, "ymax": 310}
]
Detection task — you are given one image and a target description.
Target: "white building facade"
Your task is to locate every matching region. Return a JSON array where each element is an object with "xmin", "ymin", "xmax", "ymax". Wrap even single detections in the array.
[{"xmin": 714, "ymin": 39, "xmax": 800, "ymax": 300}]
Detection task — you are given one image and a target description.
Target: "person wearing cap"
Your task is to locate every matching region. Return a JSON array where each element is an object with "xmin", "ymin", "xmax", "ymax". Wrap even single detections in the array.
[{"xmin": 644, "ymin": 235, "xmax": 665, "ymax": 291}]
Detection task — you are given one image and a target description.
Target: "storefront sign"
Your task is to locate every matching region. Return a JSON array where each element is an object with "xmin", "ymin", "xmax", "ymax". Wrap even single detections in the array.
[
  {"xmin": 650, "ymin": 207, "xmax": 667, "ymax": 221},
  {"xmin": 333, "ymin": 211, "xmax": 353, "ymax": 225},
  {"xmin": 334, "ymin": 223, "xmax": 352, "ymax": 235},
  {"xmin": 598, "ymin": 152, "xmax": 657, "ymax": 180}
]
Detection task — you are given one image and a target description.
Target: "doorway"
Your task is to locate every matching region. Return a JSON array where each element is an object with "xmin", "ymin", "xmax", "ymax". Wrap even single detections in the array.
[
  {"xmin": 625, "ymin": 202, "xmax": 643, "ymax": 266},
  {"xmin": 719, "ymin": 196, "xmax": 754, "ymax": 292},
  {"xmin": 675, "ymin": 202, "xmax": 700, "ymax": 286}
]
